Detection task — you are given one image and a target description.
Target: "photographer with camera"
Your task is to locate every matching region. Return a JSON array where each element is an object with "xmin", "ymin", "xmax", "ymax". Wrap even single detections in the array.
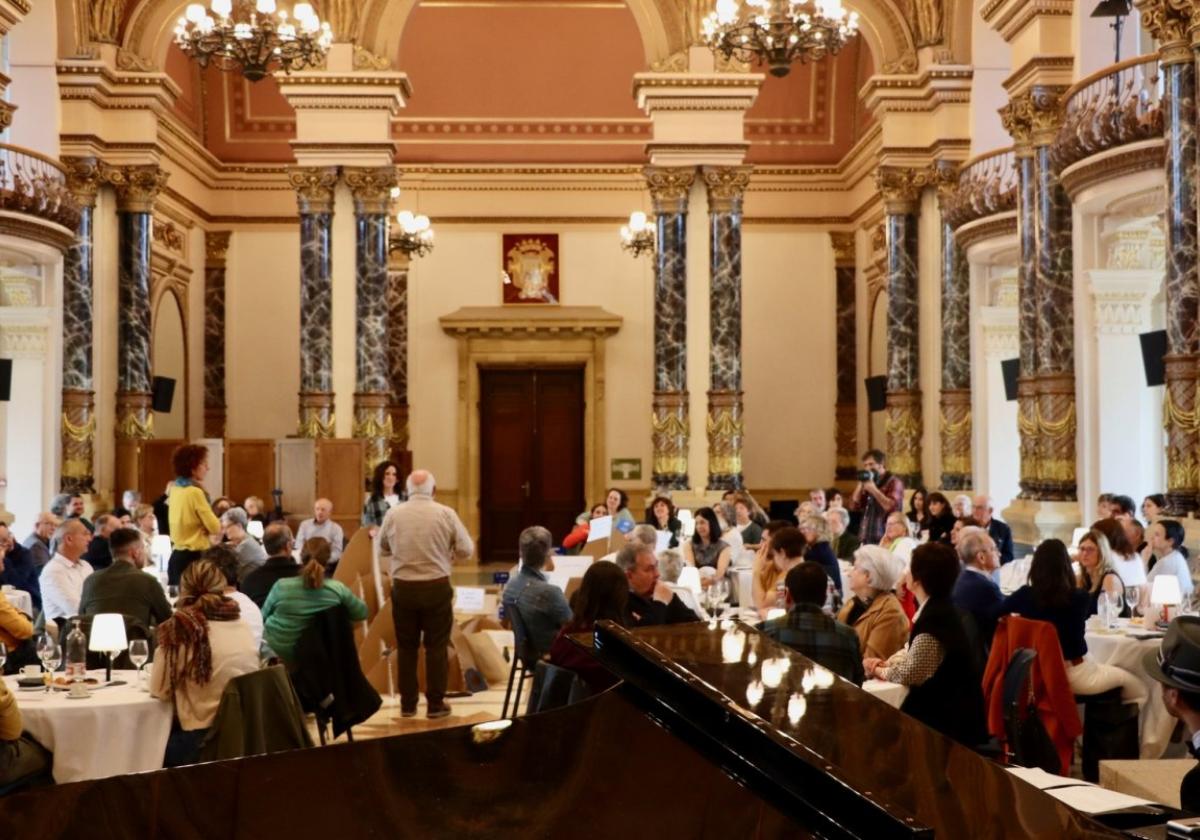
[{"xmin": 849, "ymin": 449, "xmax": 906, "ymax": 546}]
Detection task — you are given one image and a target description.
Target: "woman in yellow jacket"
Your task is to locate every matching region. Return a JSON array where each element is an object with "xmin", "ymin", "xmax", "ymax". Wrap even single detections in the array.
[{"xmin": 167, "ymin": 443, "xmax": 222, "ymax": 586}]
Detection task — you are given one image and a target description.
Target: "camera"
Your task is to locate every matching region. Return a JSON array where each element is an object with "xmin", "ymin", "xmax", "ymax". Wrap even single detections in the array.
[{"xmin": 857, "ymin": 469, "xmax": 875, "ymax": 483}]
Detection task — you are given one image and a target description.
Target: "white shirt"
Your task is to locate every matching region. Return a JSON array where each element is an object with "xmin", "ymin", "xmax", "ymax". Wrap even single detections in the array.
[
  {"xmin": 39, "ymin": 553, "xmax": 94, "ymax": 621},
  {"xmin": 228, "ymin": 589, "xmax": 264, "ymax": 648},
  {"xmin": 295, "ymin": 518, "xmax": 345, "ymax": 563},
  {"xmin": 1112, "ymin": 553, "xmax": 1147, "ymax": 587},
  {"xmin": 1147, "ymin": 549, "xmax": 1195, "ymax": 598}
]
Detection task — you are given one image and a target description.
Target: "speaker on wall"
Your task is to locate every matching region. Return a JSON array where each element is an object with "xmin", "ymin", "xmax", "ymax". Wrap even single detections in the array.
[
  {"xmin": 1139, "ymin": 330, "xmax": 1167, "ymax": 387},
  {"xmin": 864, "ymin": 376, "xmax": 887, "ymax": 413},
  {"xmin": 151, "ymin": 376, "xmax": 176, "ymax": 413},
  {"xmin": 1000, "ymin": 358, "xmax": 1019, "ymax": 402},
  {"xmin": 0, "ymin": 359, "xmax": 11, "ymax": 402}
]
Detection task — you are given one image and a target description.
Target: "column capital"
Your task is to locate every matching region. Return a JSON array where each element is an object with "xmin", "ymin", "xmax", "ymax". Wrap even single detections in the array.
[
  {"xmin": 999, "ymin": 95, "xmax": 1034, "ymax": 156},
  {"xmin": 875, "ymin": 166, "xmax": 930, "ymax": 215},
  {"xmin": 1027, "ymin": 84, "xmax": 1067, "ymax": 147},
  {"xmin": 388, "ymin": 247, "xmax": 412, "ymax": 272},
  {"xmin": 289, "ymin": 166, "xmax": 339, "ymax": 214},
  {"xmin": 1134, "ymin": 0, "xmax": 1193, "ymax": 61},
  {"xmin": 61, "ymin": 156, "xmax": 105, "ymax": 209},
  {"xmin": 830, "ymin": 232, "xmax": 856, "ymax": 266},
  {"xmin": 105, "ymin": 163, "xmax": 168, "ymax": 213},
  {"xmin": 701, "ymin": 165, "xmax": 752, "ymax": 213},
  {"xmin": 205, "ymin": 231, "xmax": 231, "ymax": 267},
  {"xmin": 344, "ymin": 166, "xmax": 398, "ymax": 215},
  {"xmin": 932, "ymin": 159, "xmax": 960, "ymax": 210},
  {"xmin": 644, "ymin": 166, "xmax": 696, "ymax": 215}
]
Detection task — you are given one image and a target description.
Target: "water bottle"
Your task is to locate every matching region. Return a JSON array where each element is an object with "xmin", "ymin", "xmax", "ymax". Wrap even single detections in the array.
[{"xmin": 65, "ymin": 618, "xmax": 88, "ymax": 680}]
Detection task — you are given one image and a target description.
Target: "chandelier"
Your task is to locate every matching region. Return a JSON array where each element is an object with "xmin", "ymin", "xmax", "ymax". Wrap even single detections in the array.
[
  {"xmin": 174, "ymin": 0, "xmax": 333, "ymax": 83},
  {"xmin": 619, "ymin": 211, "xmax": 655, "ymax": 258},
  {"xmin": 702, "ymin": 0, "xmax": 860, "ymax": 78},
  {"xmin": 392, "ymin": 209, "xmax": 435, "ymax": 259}
]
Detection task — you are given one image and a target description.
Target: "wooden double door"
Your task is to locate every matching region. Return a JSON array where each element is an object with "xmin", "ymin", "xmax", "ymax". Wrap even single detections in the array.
[{"xmin": 479, "ymin": 367, "xmax": 585, "ymax": 565}]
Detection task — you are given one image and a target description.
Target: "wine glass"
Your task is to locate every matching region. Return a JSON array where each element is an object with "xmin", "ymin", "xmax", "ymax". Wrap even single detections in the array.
[
  {"xmin": 1103, "ymin": 589, "xmax": 1124, "ymax": 630},
  {"xmin": 37, "ymin": 636, "xmax": 60, "ymax": 693},
  {"xmin": 710, "ymin": 578, "xmax": 730, "ymax": 616},
  {"xmin": 129, "ymin": 639, "xmax": 149, "ymax": 690},
  {"xmin": 1125, "ymin": 585, "xmax": 1141, "ymax": 619}
]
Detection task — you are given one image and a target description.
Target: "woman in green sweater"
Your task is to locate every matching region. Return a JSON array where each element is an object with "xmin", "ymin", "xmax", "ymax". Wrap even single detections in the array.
[{"xmin": 262, "ymin": 537, "xmax": 368, "ymax": 664}]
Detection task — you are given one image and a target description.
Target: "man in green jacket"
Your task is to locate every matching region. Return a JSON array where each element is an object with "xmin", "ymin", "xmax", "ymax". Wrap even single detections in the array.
[{"xmin": 79, "ymin": 528, "xmax": 172, "ymax": 630}]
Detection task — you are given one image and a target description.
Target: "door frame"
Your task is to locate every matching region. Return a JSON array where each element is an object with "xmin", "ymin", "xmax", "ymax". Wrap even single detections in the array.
[{"xmin": 441, "ymin": 306, "xmax": 622, "ymax": 544}]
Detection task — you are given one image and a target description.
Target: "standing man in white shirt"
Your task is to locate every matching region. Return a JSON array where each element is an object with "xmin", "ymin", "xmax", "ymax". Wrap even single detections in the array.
[
  {"xmin": 39, "ymin": 519, "xmax": 94, "ymax": 623},
  {"xmin": 378, "ymin": 470, "xmax": 474, "ymax": 719},
  {"xmin": 295, "ymin": 498, "xmax": 345, "ymax": 564}
]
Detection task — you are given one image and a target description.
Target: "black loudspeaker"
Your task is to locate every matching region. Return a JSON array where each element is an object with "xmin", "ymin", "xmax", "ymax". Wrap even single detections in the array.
[
  {"xmin": 0, "ymin": 359, "xmax": 11, "ymax": 402},
  {"xmin": 1139, "ymin": 330, "xmax": 1167, "ymax": 387},
  {"xmin": 768, "ymin": 500, "xmax": 800, "ymax": 525},
  {"xmin": 864, "ymin": 376, "xmax": 887, "ymax": 413},
  {"xmin": 151, "ymin": 376, "xmax": 176, "ymax": 413},
  {"xmin": 1001, "ymin": 358, "xmax": 1019, "ymax": 402}
]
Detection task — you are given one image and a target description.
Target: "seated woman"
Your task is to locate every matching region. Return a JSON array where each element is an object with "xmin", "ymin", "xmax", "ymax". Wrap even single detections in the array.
[
  {"xmin": 563, "ymin": 503, "xmax": 608, "ymax": 553},
  {"xmin": 150, "ymin": 560, "xmax": 260, "ymax": 767},
  {"xmin": 865, "ymin": 543, "xmax": 987, "ymax": 746},
  {"xmin": 261, "ymin": 537, "xmax": 368, "ymax": 665},
  {"xmin": 731, "ymin": 493, "xmax": 764, "ymax": 548},
  {"xmin": 644, "ymin": 495, "xmax": 682, "ymax": 549},
  {"xmin": 752, "ymin": 527, "xmax": 808, "ymax": 615},
  {"xmin": 907, "ymin": 487, "xmax": 928, "ymax": 533},
  {"xmin": 751, "ymin": 520, "xmax": 799, "ymax": 616},
  {"xmin": 924, "ymin": 492, "xmax": 957, "ymax": 544},
  {"xmin": 1076, "ymin": 529, "xmax": 1129, "ymax": 618},
  {"xmin": 1092, "ymin": 518, "xmax": 1147, "ymax": 591},
  {"xmin": 1000, "ymin": 539, "xmax": 1146, "ymax": 703},
  {"xmin": 0, "ymin": 678, "xmax": 49, "ymax": 792},
  {"xmin": 880, "ymin": 511, "xmax": 917, "ymax": 563},
  {"xmin": 836, "ymin": 545, "xmax": 909, "ymax": 660},
  {"xmin": 549, "ymin": 562, "xmax": 628, "ymax": 693},
  {"xmin": 798, "ymin": 514, "xmax": 841, "ymax": 597},
  {"xmin": 683, "ymin": 507, "xmax": 733, "ymax": 584},
  {"xmin": 578, "ymin": 488, "xmax": 636, "ymax": 532}
]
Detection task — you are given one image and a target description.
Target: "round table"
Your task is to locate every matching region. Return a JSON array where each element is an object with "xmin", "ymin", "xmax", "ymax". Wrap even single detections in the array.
[
  {"xmin": 1, "ymin": 587, "xmax": 32, "ymax": 617},
  {"xmin": 1084, "ymin": 625, "xmax": 1173, "ymax": 759},
  {"xmin": 4, "ymin": 669, "xmax": 173, "ymax": 782}
]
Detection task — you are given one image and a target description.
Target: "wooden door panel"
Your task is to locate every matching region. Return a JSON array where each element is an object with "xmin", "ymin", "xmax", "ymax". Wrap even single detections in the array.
[
  {"xmin": 534, "ymin": 371, "xmax": 584, "ymax": 543},
  {"xmin": 480, "ymin": 371, "xmax": 533, "ymax": 565},
  {"xmin": 225, "ymin": 440, "xmax": 276, "ymax": 509}
]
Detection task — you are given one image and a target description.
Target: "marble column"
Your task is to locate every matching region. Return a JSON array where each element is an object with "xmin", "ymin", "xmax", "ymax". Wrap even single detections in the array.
[
  {"xmin": 830, "ymin": 232, "xmax": 858, "ymax": 481},
  {"xmin": 386, "ymin": 248, "xmax": 410, "ymax": 456},
  {"xmin": 345, "ymin": 167, "xmax": 397, "ymax": 476},
  {"xmin": 876, "ymin": 166, "xmax": 927, "ymax": 487},
  {"xmin": 703, "ymin": 165, "xmax": 751, "ymax": 491},
  {"xmin": 1030, "ymin": 87, "xmax": 1077, "ymax": 502},
  {"xmin": 935, "ymin": 163, "xmax": 972, "ymax": 490},
  {"xmin": 59, "ymin": 158, "xmax": 102, "ymax": 494},
  {"xmin": 204, "ymin": 231, "xmax": 231, "ymax": 438},
  {"xmin": 109, "ymin": 165, "xmax": 167, "ymax": 495},
  {"xmin": 645, "ymin": 166, "xmax": 696, "ymax": 490},
  {"xmin": 1000, "ymin": 97, "xmax": 1040, "ymax": 499},
  {"xmin": 289, "ymin": 167, "xmax": 339, "ymax": 438}
]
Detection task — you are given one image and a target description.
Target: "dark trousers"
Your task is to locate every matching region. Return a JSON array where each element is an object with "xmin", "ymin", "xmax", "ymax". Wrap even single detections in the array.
[
  {"xmin": 391, "ymin": 578, "xmax": 453, "ymax": 708},
  {"xmin": 0, "ymin": 735, "xmax": 50, "ymax": 793},
  {"xmin": 163, "ymin": 724, "xmax": 210, "ymax": 768},
  {"xmin": 167, "ymin": 549, "xmax": 203, "ymax": 586}
]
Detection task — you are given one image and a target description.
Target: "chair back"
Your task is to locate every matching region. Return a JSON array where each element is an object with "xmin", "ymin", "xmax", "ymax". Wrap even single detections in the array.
[
  {"xmin": 526, "ymin": 660, "xmax": 593, "ymax": 715},
  {"xmin": 200, "ymin": 665, "xmax": 314, "ymax": 762},
  {"xmin": 1001, "ymin": 648, "xmax": 1062, "ymax": 773},
  {"xmin": 506, "ymin": 601, "xmax": 540, "ymax": 669}
]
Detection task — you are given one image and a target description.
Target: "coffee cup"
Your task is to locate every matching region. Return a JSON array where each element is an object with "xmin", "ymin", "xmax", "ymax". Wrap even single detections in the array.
[
  {"xmin": 68, "ymin": 681, "xmax": 90, "ymax": 699},
  {"xmin": 0, "ymin": 584, "xmax": 12, "ymax": 592},
  {"xmin": 20, "ymin": 665, "xmax": 40, "ymax": 677}
]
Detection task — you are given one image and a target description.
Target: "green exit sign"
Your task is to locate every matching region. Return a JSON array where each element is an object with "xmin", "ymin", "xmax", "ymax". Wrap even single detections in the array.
[{"xmin": 610, "ymin": 458, "xmax": 642, "ymax": 481}]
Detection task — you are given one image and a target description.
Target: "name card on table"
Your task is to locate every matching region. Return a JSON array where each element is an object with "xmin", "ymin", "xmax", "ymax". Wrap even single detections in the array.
[
  {"xmin": 454, "ymin": 586, "xmax": 486, "ymax": 613},
  {"xmin": 587, "ymin": 515, "xmax": 613, "ymax": 542}
]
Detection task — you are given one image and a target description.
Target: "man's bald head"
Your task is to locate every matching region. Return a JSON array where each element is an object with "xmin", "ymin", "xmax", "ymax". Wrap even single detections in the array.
[
  {"xmin": 314, "ymin": 498, "xmax": 333, "ymax": 522},
  {"xmin": 55, "ymin": 518, "xmax": 92, "ymax": 561},
  {"xmin": 407, "ymin": 470, "xmax": 435, "ymax": 497}
]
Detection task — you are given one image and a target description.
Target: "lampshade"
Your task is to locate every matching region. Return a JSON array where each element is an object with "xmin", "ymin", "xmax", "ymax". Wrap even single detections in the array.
[
  {"xmin": 1151, "ymin": 575, "xmax": 1184, "ymax": 607},
  {"xmin": 247, "ymin": 520, "xmax": 265, "ymax": 540},
  {"xmin": 151, "ymin": 534, "xmax": 173, "ymax": 562},
  {"xmin": 88, "ymin": 614, "xmax": 128, "ymax": 653}
]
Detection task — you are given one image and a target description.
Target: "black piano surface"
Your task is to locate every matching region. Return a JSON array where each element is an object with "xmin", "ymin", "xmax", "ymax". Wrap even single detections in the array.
[{"xmin": 0, "ymin": 620, "xmax": 1157, "ymax": 838}]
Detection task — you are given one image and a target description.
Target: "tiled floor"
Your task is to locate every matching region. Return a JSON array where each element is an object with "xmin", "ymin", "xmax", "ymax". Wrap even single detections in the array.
[{"xmin": 306, "ymin": 685, "xmax": 513, "ymax": 743}]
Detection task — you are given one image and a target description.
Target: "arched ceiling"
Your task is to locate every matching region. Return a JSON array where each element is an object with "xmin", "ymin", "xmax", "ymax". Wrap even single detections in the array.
[{"xmin": 159, "ymin": 1, "xmax": 877, "ymax": 165}]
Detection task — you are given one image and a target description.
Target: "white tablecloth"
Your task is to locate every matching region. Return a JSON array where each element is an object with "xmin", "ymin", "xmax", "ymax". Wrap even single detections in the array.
[
  {"xmin": 1085, "ymin": 627, "xmax": 1172, "ymax": 759},
  {"xmin": 864, "ymin": 679, "xmax": 908, "ymax": 708},
  {"xmin": 2, "ymin": 587, "xmax": 32, "ymax": 617},
  {"xmin": 5, "ymin": 669, "xmax": 173, "ymax": 783}
]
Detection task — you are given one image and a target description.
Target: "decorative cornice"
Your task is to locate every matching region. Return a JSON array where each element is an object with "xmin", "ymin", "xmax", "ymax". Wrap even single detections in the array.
[
  {"xmin": 343, "ymin": 166, "xmax": 398, "ymax": 215},
  {"xmin": 1059, "ymin": 139, "xmax": 1165, "ymax": 200},
  {"xmin": 875, "ymin": 166, "xmax": 931, "ymax": 214},
  {"xmin": 701, "ymin": 165, "xmax": 752, "ymax": 213},
  {"xmin": 1003, "ymin": 56, "xmax": 1074, "ymax": 97},
  {"xmin": 288, "ymin": 166, "xmax": 339, "ymax": 214},
  {"xmin": 0, "ymin": 210, "xmax": 74, "ymax": 252},
  {"xmin": 1134, "ymin": 0, "xmax": 1191, "ymax": 62},
  {"xmin": 1089, "ymin": 269, "xmax": 1163, "ymax": 334},
  {"xmin": 983, "ymin": 0, "xmax": 1073, "ymax": 43},
  {"xmin": 105, "ymin": 163, "xmax": 168, "ymax": 213},
  {"xmin": 644, "ymin": 166, "xmax": 696, "ymax": 215},
  {"xmin": 205, "ymin": 231, "xmax": 231, "ymax": 266},
  {"xmin": 440, "ymin": 305, "xmax": 622, "ymax": 340},
  {"xmin": 955, "ymin": 211, "xmax": 1018, "ymax": 252},
  {"xmin": 829, "ymin": 231, "xmax": 856, "ymax": 265},
  {"xmin": 0, "ymin": 323, "xmax": 47, "ymax": 358}
]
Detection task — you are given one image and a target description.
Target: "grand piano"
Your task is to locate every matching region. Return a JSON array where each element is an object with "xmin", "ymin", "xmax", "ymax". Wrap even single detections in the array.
[{"xmin": 0, "ymin": 620, "xmax": 1179, "ymax": 838}]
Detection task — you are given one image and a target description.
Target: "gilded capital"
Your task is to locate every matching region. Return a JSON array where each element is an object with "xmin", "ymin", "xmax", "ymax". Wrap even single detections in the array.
[
  {"xmin": 205, "ymin": 231, "xmax": 231, "ymax": 266},
  {"xmin": 875, "ymin": 166, "xmax": 929, "ymax": 215},
  {"xmin": 931, "ymin": 159, "xmax": 960, "ymax": 210},
  {"xmin": 106, "ymin": 164, "xmax": 169, "ymax": 213},
  {"xmin": 999, "ymin": 95, "xmax": 1034, "ymax": 156},
  {"xmin": 644, "ymin": 166, "xmax": 696, "ymax": 215},
  {"xmin": 1134, "ymin": 0, "xmax": 1192, "ymax": 61},
  {"xmin": 61, "ymin": 156, "xmax": 104, "ymax": 208},
  {"xmin": 1028, "ymin": 85, "xmax": 1067, "ymax": 148},
  {"xmin": 343, "ymin": 166, "xmax": 398, "ymax": 215},
  {"xmin": 289, "ymin": 166, "xmax": 339, "ymax": 215},
  {"xmin": 0, "ymin": 100, "xmax": 14, "ymax": 132},
  {"xmin": 829, "ymin": 232, "xmax": 856, "ymax": 266},
  {"xmin": 702, "ymin": 165, "xmax": 752, "ymax": 214}
]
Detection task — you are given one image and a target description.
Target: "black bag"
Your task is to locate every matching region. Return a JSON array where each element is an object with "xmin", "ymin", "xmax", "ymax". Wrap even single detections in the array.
[{"xmin": 1012, "ymin": 695, "xmax": 1062, "ymax": 774}]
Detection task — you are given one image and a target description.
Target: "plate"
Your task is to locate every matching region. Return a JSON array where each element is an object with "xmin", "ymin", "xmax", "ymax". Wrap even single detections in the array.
[{"xmin": 16, "ymin": 677, "xmax": 43, "ymax": 688}]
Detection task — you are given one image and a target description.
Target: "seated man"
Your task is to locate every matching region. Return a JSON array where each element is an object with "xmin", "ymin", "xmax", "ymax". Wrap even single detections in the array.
[
  {"xmin": 239, "ymin": 523, "xmax": 300, "ymax": 608},
  {"xmin": 21, "ymin": 512, "xmax": 58, "ymax": 570},
  {"xmin": 40, "ymin": 520, "xmax": 93, "ymax": 624},
  {"xmin": 618, "ymin": 543, "xmax": 697, "ymax": 627},
  {"xmin": 951, "ymin": 526, "xmax": 1002, "ymax": 653},
  {"xmin": 79, "ymin": 528, "xmax": 173, "ymax": 630},
  {"xmin": 221, "ymin": 507, "xmax": 268, "ymax": 581},
  {"xmin": 0, "ymin": 678, "xmax": 50, "ymax": 792},
  {"xmin": 825, "ymin": 507, "xmax": 860, "ymax": 561},
  {"xmin": 1145, "ymin": 616, "xmax": 1200, "ymax": 812},
  {"xmin": 295, "ymin": 498, "xmax": 345, "ymax": 565},
  {"xmin": 760, "ymin": 562, "xmax": 864, "ymax": 685},
  {"xmin": 0, "ymin": 522, "xmax": 41, "ymax": 614},
  {"xmin": 80, "ymin": 513, "xmax": 119, "ymax": 572},
  {"xmin": 502, "ymin": 526, "xmax": 571, "ymax": 658}
]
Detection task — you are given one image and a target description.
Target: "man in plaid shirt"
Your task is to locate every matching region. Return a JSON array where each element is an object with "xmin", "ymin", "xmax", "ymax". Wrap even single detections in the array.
[
  {"xmin": 760, "ymin": 562, "xmax": 865, "ymax": 685},
  {"xmin": 850, "ymin": 449, "xmax": 905, "ymax": 545}
]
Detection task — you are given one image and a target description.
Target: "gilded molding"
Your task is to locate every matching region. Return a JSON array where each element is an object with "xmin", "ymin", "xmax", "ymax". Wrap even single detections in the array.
[
  {"xmin": 61, "ymin": 156, "xmax": 103, "ymax": 207},
  {"xmin": 644, "ymin": 166, "xmax": 696, "ymax": 215},
  {"xmin": 954, "ymin": 211, "xmax": 1018, "ymax": 252},
  {"xmin": 205, "ymin": 230, "xmax": 231, "ymax": 266},
  {"xmin": 1134, "ymin": 0, "xmax": 1191, "ymax": 61},
  {"xmin": 829, "ymin": 231, "xmax": 856, "ymax": 265},
  {"xmin": 289, "ymin": 166, "xmax": 339, "ymax": 215},
  {"xmin": 999, "ymin": 94, "xmax": 1034, "ymax": 154},
  {"xmin": 932, "ymin": 158, "xmax": 960, "ymax": 209},
  {"xmin": 1028, "ymin": 84, "xmax": 1068, "ymax": 147},
  {"xmin": 343, "ymin": 166, "xmax": 399, "ymax": 215},
  {"xmin": 0, "ymin": 100, "xmax": 14, "ymax": 131},
  {"xmin": 875, "ymin": 166, "xmax": 930, "ymax": 215},
  {"xmin": 701, "ymin": 165, "xmax": 752, "ymax": 214},
  {"xmin": 1059, "ymin": 139, "xmax": 1165, "ymax": 200},
  {"xmin": 105, "ymin": 164, "xmax": 169, "ymax": 213}
]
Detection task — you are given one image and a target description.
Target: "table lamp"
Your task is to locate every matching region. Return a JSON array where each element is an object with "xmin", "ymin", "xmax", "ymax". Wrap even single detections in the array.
[
  {"xmin": 88, "ymin": 613, "xmax": 127, "ymax": 683},
  {"xmin": 1151, "ymin": 575, "xmax": 1183, "ymax": 629}
]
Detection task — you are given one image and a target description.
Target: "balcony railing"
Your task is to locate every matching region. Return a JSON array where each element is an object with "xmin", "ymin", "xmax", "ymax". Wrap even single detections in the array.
[
  {"xmin": 1052, "ymin": 54, "xmax": 1163, "ymax": 172},
  {"xmin": 0, "ymin": 144, "xmax": 81, "ymax": 232},
  {"xmin": 944, "ymin": 147, "xmax": 1018, "ymax": 231}
]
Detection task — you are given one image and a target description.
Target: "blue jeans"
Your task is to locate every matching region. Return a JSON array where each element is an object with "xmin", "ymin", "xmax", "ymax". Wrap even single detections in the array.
[{"xmin": 163, "ymin": 725, "xmax": 210, "ymax": 768}]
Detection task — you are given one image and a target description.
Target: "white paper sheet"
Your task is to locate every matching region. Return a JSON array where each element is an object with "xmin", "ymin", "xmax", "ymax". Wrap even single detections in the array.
[
  {"xmin": 587, "ymin": 515, "xmax": 613, "ymax": 542},
  {"xmin": 454, "ymin": 586, "xmax": 486, "ymax": 612}
]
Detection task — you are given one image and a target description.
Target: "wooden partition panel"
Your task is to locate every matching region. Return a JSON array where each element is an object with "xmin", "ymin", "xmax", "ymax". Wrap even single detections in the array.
[
  {"xmin": 139, "ymin": 439, "xmax": 185, "ymax": 503},
  {"xmin": 225, "ymin": 439, "xmax": 276, "ymax": 507},
  {"xmin": 317, "ymin": 438, "xmax": 366, "ymax": 541}
]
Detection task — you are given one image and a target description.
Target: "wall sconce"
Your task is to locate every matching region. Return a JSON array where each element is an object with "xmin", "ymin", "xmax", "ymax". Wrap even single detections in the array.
[{"xmin": 620, "ymin": 211, "xmax": 655, "ymax": 258}]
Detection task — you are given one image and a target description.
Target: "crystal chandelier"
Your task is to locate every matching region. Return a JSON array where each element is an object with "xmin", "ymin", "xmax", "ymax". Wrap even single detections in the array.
[
  {"xmin": 702, "ymin": 0, "xmax": 860, "ymax": 78},
  {"xmin": 620, "ymin": 211, "xmax": 655, "ymax": 258},
  {"xmin": 174, "ymin": 0, "xmax": 333, "ymax": 83},
  {"xmin": 392, "ymin": 209, "xmax": 435, "ymax": 258}
]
